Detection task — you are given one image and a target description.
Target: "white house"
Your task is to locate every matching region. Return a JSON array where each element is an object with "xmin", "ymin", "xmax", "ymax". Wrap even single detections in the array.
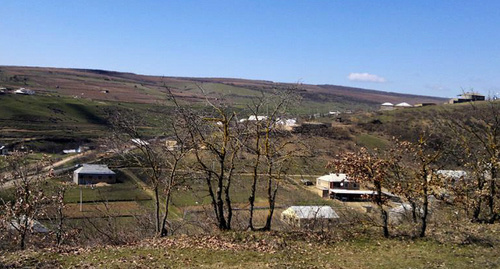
[
  {"xmin": 380, "ymin": 102, "xmax": 394, "ymax": 111},
  {"xmin": 281, "ymin": 206, "xmax": 339, "ymax": 228},
  {"xmin": 14, "ymin": 88, "xmax": 35, "ymax": 95},
  {"xmin": 73, "ymin": 164, "xmax": 116, "ymax": 185},
  {"xmin": 395, "ymin": 102, "xmax": 413, "ymax": 108},
  {"xmin": 248, "ymin": 115, "xmax": 268, "ymax": 121},
  {"xmin": 316, "ymin": 173, "xmax": 359, "ymax": 193},
  {"xmin": 316, "ymin": 173, "xmax": 397, "ymax": 201}
]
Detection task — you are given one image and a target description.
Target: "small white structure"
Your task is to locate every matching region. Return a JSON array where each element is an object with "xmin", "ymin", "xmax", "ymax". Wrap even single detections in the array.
[
  {"xmin": 248, "ymin": 115, "xmax": 268, "ymax": 121},
  {"xmin": 380, "ymin": 102, "xmax": 394, "ymax": 111},
  {"xmin": 6, "ymin": 216, "xmax": 49, "ymax": 233},
  {"xmin": 63, "ymin": 146, "xmax": 84, "ymax": 154},
  {"xmin": 0, "ymin": 145, "xmax": 8, "ymax": 155},
  {"xmin": 14, "ymin": 88, "xmax": 35, "ymax": 95},
  {"xmin": 73, "ymin": 164, "xmax": 116, "ymax": 185},
  {"xmin": 388, "ymin": 203, "xmax": 423, "ymax": 224},
  {"xmin": 436, "ymin": 170, "xmax": 467, "ymax": 179},
  {"xmin": 281, "ymin": 206, "xmax": 339, "ymax": 228},
  {"xmin": 395, "ymin": 102, "xmax": 413, "ymax": 108},
  {"xmin": 131, "ymin": 138, "xmax": 149, "ymax": 146}
]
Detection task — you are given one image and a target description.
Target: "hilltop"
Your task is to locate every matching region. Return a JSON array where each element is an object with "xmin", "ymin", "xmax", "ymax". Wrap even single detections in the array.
[{"xmin": 0, "ymin": 66, "xmax": 445, "ymax": 108}]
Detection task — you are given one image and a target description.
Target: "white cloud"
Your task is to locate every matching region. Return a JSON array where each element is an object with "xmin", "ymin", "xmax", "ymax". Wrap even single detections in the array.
[{"xmin": 348, "ymin": 72, "xmax": 386, "ymax": 83}]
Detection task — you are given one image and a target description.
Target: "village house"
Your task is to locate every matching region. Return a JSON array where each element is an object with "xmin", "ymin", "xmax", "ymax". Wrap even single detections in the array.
[
  {"xmin": 165, "ymin": 140, "xmax": 179, "ymax": 150},
  {"xmin": 73, "ymin": 164, "xmax": 116, "ymax": 185},
  {"xmin": 448, "ymin": 92, "xmax": 485, "ymax": 104},
  {"xmin": 14, "ymin": 88, "xmax": 35, "ymax": 95},
  {"xmin": 316, "ymin": 173, "xmax": 396, "ymax": 202},
  {"xmin": 395, "ymin": 102, "xmax": 413, "ymax": 109},
  {"xmin": 281, "ymin": 206, "xmax": 339, "ymax": 228},
  {"xmin": 380, "ymin": 102, "xmax": 394, "ymax": 111}
]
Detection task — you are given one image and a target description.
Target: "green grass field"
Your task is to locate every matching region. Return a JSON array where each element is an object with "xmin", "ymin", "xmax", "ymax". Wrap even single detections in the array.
[{"xmin": 1, "ymin": 231, "xmax": 498, "ymax": 268}]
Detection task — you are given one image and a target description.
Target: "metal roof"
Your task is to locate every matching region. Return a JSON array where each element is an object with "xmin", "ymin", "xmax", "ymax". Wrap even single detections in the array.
[
  {"xmin": 317, "ymin": 173, "xmax": 349, "ymax": 182},
  {"xmin": 381, "ymin": 102, "xmax": 394, "ymax": 106},
  {"xmin": 330, "ymin": 189, "xmax": 376, "ymax": 195},
  {"xmin": 395, "ymin": 102, "xmax": 412, "ymax": 107},
  {"xmin": 436, "ymin": 170, "xmax": 467, "ymax": 179},
  {"xmin": 330, "ymin": 189, "xmax": 396, "ymax": 197},
  {"xmin": 74, "ymin": 164, "xmax": 115, "ymax": 175},
  {"xmin": 282, "ymin": 206, "xmax": 339, "ymax": 219}
]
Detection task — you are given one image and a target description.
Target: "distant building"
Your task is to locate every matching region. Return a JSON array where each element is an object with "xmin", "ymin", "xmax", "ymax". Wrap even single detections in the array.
[
  {"xmin": 449, "ymin": 92, "xmax": 485, "ymax": 104},
  {"xmin": 281, "ymin": 206, "xmax": 339, "ymax": 228},
  {"xmin": 63, "ymin": 146, "xmax": 85, "ymax": 154},
  {"xmin": 316, "ymin": 173, "xmax": 359, "ymax": 198},
  {"xmin": 14, "ymin": 88, "xmax": 35, "ymax": 95},
  {"xmin": 328, "ymin": 111, "xmax": 341, "ymax": 116},
  {"xmin": 316, "ymin": 173, "xmax": 397, "ymax": 202},
  {"xmin": 131, "ymin": 138, "xmax": 149, "ymax": 146},
  {"xmin": 0, "ymin": 145, "xmax": 8, "ymax": 155},
  {"xmin": 414, "ymin": 103, "xmax": 437, "ymax": 107},
  {"xmin": 5, "ymin": 216, "xmax": 49, "ymax": 233},
  {"xmin": 248, "ymin": 115, "xmax": 268, "ymax": 121},
  {"xmin": 380, "ymin": 102, "xmax": 394, "ymax": 111},
  {"xmin": 165, "ymin": 140, "xmax": 179, "ymax": 150},
  {"xmin": 73, "ymin": 164, "xmax": 116, "ymax": 185},
  {"xmin": 395, "ymin": 102, "xmax": 413, "ymax": 108}
]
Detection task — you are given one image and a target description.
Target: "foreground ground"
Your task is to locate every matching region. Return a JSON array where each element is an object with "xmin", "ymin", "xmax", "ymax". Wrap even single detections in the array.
[{"xmin": 1, "ymin": 230, "xmax": 499, "ymax": 269}]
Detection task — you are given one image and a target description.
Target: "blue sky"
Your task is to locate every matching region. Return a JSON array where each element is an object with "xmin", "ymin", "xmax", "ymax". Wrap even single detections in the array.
[{"xmin": 1, "ymin": 1, "xmax": 499, "ymax": 98}]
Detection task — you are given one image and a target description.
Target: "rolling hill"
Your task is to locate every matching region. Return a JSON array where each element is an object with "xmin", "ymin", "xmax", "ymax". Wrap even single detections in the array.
[
  {"xmin": 0, "ymin": 65, "xmax": 447, "ymax": 146},
  {"xmin": 0, "ymin": 66, "xmax": 445, "ymax": 108}
]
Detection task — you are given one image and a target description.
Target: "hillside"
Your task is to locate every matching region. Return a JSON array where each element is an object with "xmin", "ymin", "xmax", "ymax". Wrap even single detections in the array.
[{"xmin": 0, "ymin": 66, "xmax": 445, "ymax": 109}]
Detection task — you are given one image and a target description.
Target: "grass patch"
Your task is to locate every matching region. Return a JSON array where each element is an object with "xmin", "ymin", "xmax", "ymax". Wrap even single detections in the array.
[
  {"xmin": 1, "ymin": 233, "xmax": 498, "ymax": 268},
  {"xmin": 355, "ymin": 133, "xmax": 388, "ymax": 149}
]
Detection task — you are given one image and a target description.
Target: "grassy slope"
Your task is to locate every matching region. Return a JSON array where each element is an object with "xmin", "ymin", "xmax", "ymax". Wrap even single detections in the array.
[{"xmin": 1, "ymin": 233, "xmax": 498, "ymax": 268}]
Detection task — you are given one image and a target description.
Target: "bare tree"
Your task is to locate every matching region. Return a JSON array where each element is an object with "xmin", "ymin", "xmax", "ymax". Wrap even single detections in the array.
[
  {"xmin": 438, "ymin": 100, "xmax": 499, "ymax": 223},
  {"xmin": 109, "ymin": 107, "xmax": 187, "ymax": 237},
  {"xmin": 172, "ymin": 88, "xmax": 243, "ymax": 231},
  {"xmin": 0, "ymin": 152, "xmax": 51, "ymax": 249},
  {"xmin": 389, "ymin": 135, "xmax": 443, "ymax": 237},
  {"xmin": 244, "ymin": 89, "xmax": 300, "ymax": 231}
]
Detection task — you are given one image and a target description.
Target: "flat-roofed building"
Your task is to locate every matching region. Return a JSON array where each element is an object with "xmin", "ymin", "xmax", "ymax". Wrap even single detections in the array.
[{"xmin": 73, "ymin": 164, "xmax": 116, "ymax": 185}]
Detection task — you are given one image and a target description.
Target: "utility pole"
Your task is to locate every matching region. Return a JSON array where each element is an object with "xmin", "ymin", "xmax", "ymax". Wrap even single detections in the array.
[{"xmin": 80, "ymin": 187, "xmax": 83, "ymax": 212}]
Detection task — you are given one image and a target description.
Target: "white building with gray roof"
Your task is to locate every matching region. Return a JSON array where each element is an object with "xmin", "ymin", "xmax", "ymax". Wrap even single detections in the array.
[{"xmin": 73, "ymin": 164, "xmax": 116, "ymax": 185}]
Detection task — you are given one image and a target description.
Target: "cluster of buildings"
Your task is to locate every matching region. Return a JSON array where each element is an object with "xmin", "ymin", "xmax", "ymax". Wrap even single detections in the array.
[
  {"xmin": 0, "ymin": 87, "xmax": 36, "ymax": 95},
  {"xmin": 380, "ymin": 92, "xmax": 486, "ymax": 111}
]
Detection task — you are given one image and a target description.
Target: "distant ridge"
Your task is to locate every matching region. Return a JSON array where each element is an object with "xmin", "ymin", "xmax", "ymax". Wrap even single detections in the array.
[{"xmin": 0, "ymin": 66, "xmax": 446, "ymax": 106}]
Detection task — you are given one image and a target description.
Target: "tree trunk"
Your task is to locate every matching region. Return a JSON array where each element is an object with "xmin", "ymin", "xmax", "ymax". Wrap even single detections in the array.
[
  {"xmin": 472, "ymin": 198, "xmax": 482, "ymax": 222},
  {"xmin": 154, "ymin": 186, "xmax": 161, "ymax": 234},
  {"xmin": 374, "ymin": 181, "xmax": 389, "ymax": 237},
  {"xmin": 420, "ymin": 182, "xmax": 429, "ymax": 237},
  {"xmin": 410, "ymin": 200, "xmax": 417, "ymax": 223},
  {"xmin": 487, "ymin": 167, "xmax": 497, "ymax": 224},
  {"xmin": 160, "ymin": 188, "xmax": 172, "ymax": 237},
  {"xmin": 381, "ymin": 207, "xmax": 389, "ymax": 238},
  {"xmin": 248, "ymin": 158, "xmax": 260, "ymax": 231},
  {"xmin": 261, "ymin": 179, "xmax": 278, "ymax": 231},
  {"xmin": 225, "ymin": 183, "xmax": 232, "ymax": 230}
]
